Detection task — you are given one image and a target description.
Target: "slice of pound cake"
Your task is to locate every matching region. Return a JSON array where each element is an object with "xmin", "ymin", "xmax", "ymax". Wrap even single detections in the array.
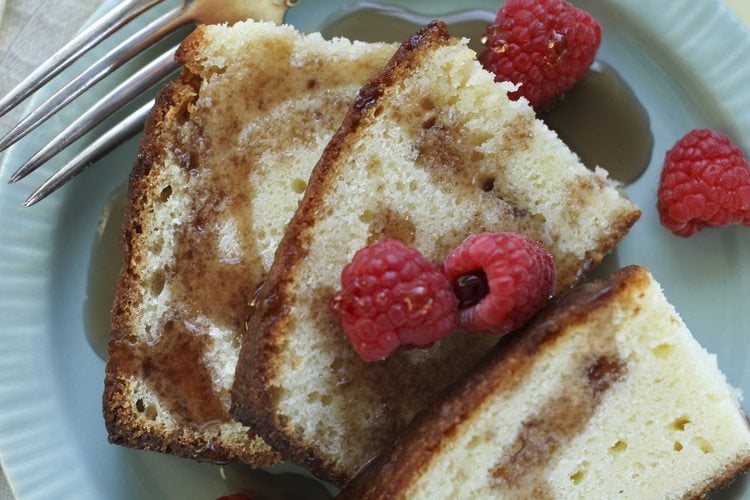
[
  {"xmin": 339, "ymin": 266, "xmax": 750, "ymax": 499},
  {"xmin": 103, "ymin": 20, "xmax": 395, "ymax": 463},
  {"xmin": 231, "ymin": 22, "xmax": 641, "ymax": 483}
]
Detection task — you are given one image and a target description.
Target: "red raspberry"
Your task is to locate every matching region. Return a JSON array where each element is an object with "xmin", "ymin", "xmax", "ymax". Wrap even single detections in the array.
[
  {"xmin": 442, "ymin": 233, "xmax": 556, "ymax": 334},
  {"xmin": 330, "ymin": 239, "xmax": 458, "ymax": 362},
  {"xmin": 657, "ymin": 129, "xmax": 750, "ymax": 237},
  {"xmin": 479, "ymin": 0, "xmax": 602, "ymax": 111}
]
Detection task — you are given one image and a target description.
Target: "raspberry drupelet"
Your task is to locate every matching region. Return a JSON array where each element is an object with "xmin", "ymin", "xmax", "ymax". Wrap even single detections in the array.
[
  {"xmin": 330, "ymin": 239, "xmax": 458, "ymax": 362},
  {"xmin": 331, "ymin": 235, "xmax": 557, "ymax": 361},
  {"xmin": 443, "ymin": 232, "xmax": 556, "ymax": 335},
  {"xmin": 658, "ymin": 129, "xmax": 750, "ymax": 237},
  {"xmin": 479, "ymin": 0, "xmax": 602, "ymax": 111}
]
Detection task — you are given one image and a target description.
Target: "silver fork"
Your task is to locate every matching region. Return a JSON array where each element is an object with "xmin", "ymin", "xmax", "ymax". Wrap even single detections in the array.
[{"xmin": 3, "ymin": 0, "xmax": 298, "ymax": 207}]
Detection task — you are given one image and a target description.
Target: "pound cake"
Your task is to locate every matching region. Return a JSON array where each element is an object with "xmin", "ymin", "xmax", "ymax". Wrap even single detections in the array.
[
  {"xmin": 103, "ymin": 20, "xmax": 395, "ymax": 463},
  {"xmin": 231, "ymin": 22, "xmax": 641, "ymax": 484},
  {"xmin": 340, "ymin": 266, "xmax": 750, "ymax": 499}
]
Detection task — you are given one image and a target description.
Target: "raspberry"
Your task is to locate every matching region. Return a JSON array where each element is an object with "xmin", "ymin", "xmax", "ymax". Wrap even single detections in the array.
[
  {"xmin": 330, "ymin": 239, "xmax": 458, "ymax": 362},
  {"xmin": 479, "ymin": 0, "xmax": 602, "ymax": 111},
  {"xmin": 657, "ymin": 129, "xmax": 750, "ymax": 237},
  {"xmin": 442, "ymin": 233, "xmax": 556, "ymax": 334}
]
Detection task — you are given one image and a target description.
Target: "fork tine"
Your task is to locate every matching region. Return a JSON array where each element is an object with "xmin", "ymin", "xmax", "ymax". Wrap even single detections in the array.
[
  {"xmin": 9, "ymin": 49, "xmax": 179, "ymax": 184},
  {"xmin": 0, "ymin": 6, "xmax": 188, "ymax": 153},
  {"xmin": 9, "ymin": 49, "xmax": 178, "ymax": 182},
  {"xmin": 23, "ymin": 100, "xmax": 154, "ymax": 207},
  {"xmin": 0, "ymin": 0, "xmax": 168, "ymax": 119}
]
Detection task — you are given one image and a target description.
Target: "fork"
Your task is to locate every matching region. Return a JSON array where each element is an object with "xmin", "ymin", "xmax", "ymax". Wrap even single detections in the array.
[{"xmin": 2, "ymin": 0, "xmax": 298, "ymax": 206}]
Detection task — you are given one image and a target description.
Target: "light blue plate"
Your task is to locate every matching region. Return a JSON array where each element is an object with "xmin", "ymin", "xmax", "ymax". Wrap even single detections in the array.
[{"xmin": 1, "ymin": 0, "xmax": 749, "ymax": 498}]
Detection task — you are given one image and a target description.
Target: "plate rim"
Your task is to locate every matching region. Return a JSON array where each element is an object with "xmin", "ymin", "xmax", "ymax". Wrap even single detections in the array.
[{"xmin": 1, "ymin": 0, "xmax": 749, "ymax": 498}]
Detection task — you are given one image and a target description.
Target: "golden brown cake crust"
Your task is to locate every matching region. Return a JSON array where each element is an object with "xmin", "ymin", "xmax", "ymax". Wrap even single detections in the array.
[
  {"xmin": 684, "ymin": 460, "xmax": 750, "ymax": 500},
  {"xmin": 103, "ymin": 25, "xmax": 279, "ymax": 465},
  {"xmin": 230, "ymin": 21, "xmax": 456, "ymax": 484}
]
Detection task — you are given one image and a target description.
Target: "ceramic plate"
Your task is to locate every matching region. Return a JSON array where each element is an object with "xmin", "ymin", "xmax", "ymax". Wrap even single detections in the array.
[{"xmin": 1, "ymin": 0, "xmax": 749, "ymax": 498}]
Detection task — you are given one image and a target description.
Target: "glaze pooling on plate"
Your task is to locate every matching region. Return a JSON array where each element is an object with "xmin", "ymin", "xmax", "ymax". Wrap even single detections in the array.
[
  {"xmin": 85, "ymin": 184, "xmax": 127, "ymax": 361},
  {"xmin": 1, "ymin": 0, "xmax": 750, "ymax": 498},
  {"xmin": 541, "ymin": 60, "xmax": 653, "ymax": 185}
]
